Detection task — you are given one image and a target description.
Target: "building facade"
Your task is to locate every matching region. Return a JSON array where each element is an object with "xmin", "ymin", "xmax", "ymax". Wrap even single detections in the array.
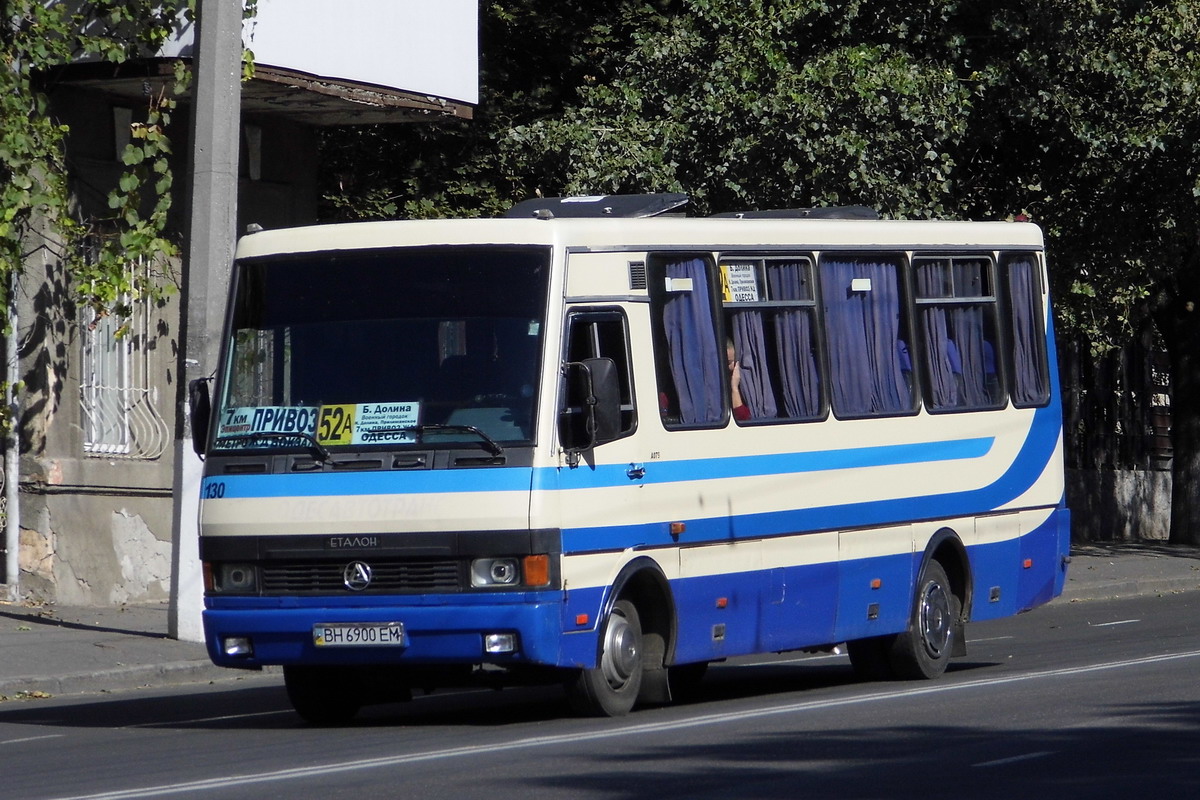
[{"xmin": 2, "ymin": 0, "xmax": 477, "ymax": 606}]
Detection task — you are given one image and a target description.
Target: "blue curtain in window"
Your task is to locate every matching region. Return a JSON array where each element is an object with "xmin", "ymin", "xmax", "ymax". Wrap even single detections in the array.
[
  {"xmin": 767, "ymin": 262, "xmax": 820, "ymax": 417},
  {"xmin": 664, "ymin": 258, "xmax": 724, "ymax": 423},
  {"xmin": 1006, "ymin": 256, "xmax": 1049, "ymax": 404},
  {"xmin": 732, "ymin": 311, "xmax": 777, "ymax": 419},
  {"xmin": 951, "ymin": 260, "xmax": 992, "ymax": 406},
  {"xmin": 917, "ymin": 263, "xmax": 959, "ymax": 408},
  {"xmin": 950, "ymin": 305, "xmax": 992, "ymax": 406},
  {"xmin": 821, "ymin": 260, "xmax": 910, "ymax": 415}
]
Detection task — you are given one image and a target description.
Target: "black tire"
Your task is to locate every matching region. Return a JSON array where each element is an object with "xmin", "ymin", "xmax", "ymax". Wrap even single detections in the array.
[
  {"xmin": 887, "ymin": 560, "xmax": 960, "ymax": 680},
  {"xmin": 284, "ymin": 665, "xmax": 362, "ymax": 725},
  {"xmin": 566, "ymin": 599, "xmax": 643, "ymax": 717}
]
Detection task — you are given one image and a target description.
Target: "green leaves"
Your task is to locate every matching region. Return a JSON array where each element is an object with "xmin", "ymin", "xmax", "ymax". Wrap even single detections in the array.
[
  {"xmin": 978, "ymin": 1, "xmax": 1200, "ymax": 350},
  {"xmin": 0, "ymin": 1, "xmax": 210, "ymax": 335},
  {"xmin": 317, "ymin": 0, "xmax": 1200, "ymax": 365}
]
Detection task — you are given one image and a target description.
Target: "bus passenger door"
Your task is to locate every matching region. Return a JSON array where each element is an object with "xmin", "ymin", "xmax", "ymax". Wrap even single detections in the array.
[{"xmin": 556, "ymin": 307, "xmax": 651, "ymax": 537}]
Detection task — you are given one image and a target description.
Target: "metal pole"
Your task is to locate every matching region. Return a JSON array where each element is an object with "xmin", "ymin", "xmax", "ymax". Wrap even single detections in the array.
[
  {"xmin": 4, "ymin": 268, "xmax": 19, "ymax": 600},
  {"xmin": 169, "ymin": 0, "xmax": 242, "ymax": 641}
]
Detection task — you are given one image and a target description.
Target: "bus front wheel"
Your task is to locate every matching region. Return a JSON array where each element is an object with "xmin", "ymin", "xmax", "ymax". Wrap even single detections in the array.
[{"xmin": 567, "ymin": 599, "xmax": 644, "ymax": 717}]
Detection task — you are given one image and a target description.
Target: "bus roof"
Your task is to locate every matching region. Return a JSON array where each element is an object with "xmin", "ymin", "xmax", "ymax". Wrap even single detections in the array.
[{"xmin": 234, "ymin": 216, "xmax": 1045, "ymax": 261}]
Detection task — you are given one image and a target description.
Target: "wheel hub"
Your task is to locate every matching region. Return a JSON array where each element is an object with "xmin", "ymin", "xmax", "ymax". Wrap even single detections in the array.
[
  {"xmin": 600, "ymin": 610, "xmax": 639, "ymax": 689},
  {"xmin": 919, "ymin": 581, "xmax": 952, "ymax": 658}
]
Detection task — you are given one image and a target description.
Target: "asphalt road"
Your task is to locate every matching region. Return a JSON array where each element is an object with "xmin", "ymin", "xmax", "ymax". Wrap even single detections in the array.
[{"xmin": 2, "ymin": 592, "xmax": 1198, "ymax": 800}]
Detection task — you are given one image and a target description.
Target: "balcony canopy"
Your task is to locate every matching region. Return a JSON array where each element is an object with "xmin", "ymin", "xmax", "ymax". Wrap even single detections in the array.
[{"xmin": 59, "ymin": 0, "xmax": 478, "ymax": 124}]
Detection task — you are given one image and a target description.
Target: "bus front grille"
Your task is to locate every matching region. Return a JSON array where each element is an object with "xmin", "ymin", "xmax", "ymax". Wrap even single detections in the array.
[{"xmin": 259, "ymin": 559, "xmax": 462, "ymax": 594}]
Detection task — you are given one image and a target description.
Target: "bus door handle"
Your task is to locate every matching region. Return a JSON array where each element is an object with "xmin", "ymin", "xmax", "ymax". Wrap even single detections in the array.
[{"xmin": 626, "ymin": 463, "xmax": 646, "ymax": 481}]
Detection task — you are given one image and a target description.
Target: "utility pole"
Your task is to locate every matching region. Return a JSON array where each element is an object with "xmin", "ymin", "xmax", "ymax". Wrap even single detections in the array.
[
  {"xmin": 4, "ymin": 270, "xmax": 18, "ymax": 601},
  {"xmin": 170, "ymin": 0, "xmax": 242, "ymax": 641}
]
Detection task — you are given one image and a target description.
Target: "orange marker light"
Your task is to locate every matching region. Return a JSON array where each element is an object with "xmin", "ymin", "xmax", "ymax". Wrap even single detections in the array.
[
  {"xmin": 576, "ymin": 614, "xmax": 589, "ymax": 626},
  {"xmin": 870, "ymin": 578, "xmax": 882, "ymax": 590},
  {"xmin": 1023, "ymin": 558, "xmax": 1033, "ymax": 569},
  {"xmin": 670, "ymin": 522, "xmax": 687, "ymax": 535},
  {"xmin": 523, "ymin": 554, "xmax": 551, "ymax": 587},
  {"xmin": 716, "ymin": 597, "xmax": 728, "ymax": 609}
]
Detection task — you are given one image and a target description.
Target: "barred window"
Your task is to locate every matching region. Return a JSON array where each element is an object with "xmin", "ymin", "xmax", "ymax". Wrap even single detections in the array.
[{"xmin": 79, "ymin": 261, "xmax": 169, "ymax": 460}]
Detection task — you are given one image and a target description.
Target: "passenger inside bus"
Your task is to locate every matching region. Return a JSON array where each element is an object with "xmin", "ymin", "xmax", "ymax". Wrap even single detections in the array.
[{"xmin": 728, "ymin": 340, "xmax": 751, "ymax": 421}]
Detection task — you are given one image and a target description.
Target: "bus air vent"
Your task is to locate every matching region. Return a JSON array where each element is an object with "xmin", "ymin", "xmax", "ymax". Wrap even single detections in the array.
[{"xmin": 629, "ymin": 260, "xmax": 647, "ymax": 290}]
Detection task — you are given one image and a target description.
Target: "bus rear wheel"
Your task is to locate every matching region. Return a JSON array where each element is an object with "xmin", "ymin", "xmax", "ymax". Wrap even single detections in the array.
[
  {"xmin": 889, "ymin": 560, "xmax": 959, "ymax": 680},
  {"xmin": 567, "ymin": 599, "xmax": 643, "ymax": 717},
  {"xmin": 847, "ymin": 560, "xmax": 960, "ymax": 682},
  {"xmin": 284, "ymin": 665, "xmax": 362, "ymax": 725}
]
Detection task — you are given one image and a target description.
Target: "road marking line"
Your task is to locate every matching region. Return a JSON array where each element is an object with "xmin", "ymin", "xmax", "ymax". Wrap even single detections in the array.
[
  {"xmin": 47, "ymin": 647, "xmax": 1200, "ymax": 800},
  {"xmin": 1090, "ymin": 619, "xmax": 1140, "ymax": 627},
  {"xmin": 131, "ymin": 710, "xmax": 293, "ymax": 728},
  {"xmin": 974, "ymin": 750, "xmax": 1054, "ymax": 767},
  {"xmin": 1, "ymin": 734, "xmax": 65, "ymax": 746}
]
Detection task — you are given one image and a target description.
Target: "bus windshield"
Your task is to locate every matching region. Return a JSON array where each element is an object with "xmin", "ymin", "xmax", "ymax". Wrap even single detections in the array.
[{"xmin": 212, "ymin": 245, "xmax": 551, "ymax": 454}]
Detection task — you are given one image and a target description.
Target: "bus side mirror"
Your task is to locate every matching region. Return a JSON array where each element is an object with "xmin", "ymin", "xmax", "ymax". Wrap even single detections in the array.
[
  {"xmin": 188, "ymin": 378, "xmax": 212, "ymax": 456},
  {"xmin": 561, "ymin": 357, "xmax": 621, "ymax": 458}
]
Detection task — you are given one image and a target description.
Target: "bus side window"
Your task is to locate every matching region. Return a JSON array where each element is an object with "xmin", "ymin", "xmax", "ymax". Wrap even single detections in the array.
[
  {"xmin": 1001, "ymin": 252, "xmax": 1051, "ymax": 407},
  {"xmin": 721, "ymin": 257, "xmax": 824, "ymax": 423},
  {"xmin": 914, "ymin": 256, "xmax": 1005, "ymax": 412},
  {"xmin": 562, "ymin": 310, "xmax": 637, "ymax": 440},
  {"xmin": 819, "ymin": 254, "xmax": 916, "ymax": 417},
  {"xmin": 648, "ymin": 255, "xmax": 725, "ymax": 427}
]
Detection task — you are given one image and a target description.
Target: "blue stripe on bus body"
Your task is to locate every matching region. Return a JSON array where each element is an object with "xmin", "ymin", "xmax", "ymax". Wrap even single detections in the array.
[
  {"xmin": 539, "ymin": 436, "xmax": 995, "ymax": 491},
  {"xmin": 560, "ymin": 400, "xmax": 1063, "ymax": 553},
  {"xmin": 202, "ymin": 435, "xmax": 994, "ymax": 500},
  {"xmin": 203, "ymin": 467, "xmax": 536, "ymax": 498}
]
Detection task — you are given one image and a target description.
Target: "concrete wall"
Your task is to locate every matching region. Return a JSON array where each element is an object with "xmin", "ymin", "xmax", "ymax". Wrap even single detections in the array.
[{"xmin": 1066, "ymin": 468, "xmax": 1171, "ymax": 542}]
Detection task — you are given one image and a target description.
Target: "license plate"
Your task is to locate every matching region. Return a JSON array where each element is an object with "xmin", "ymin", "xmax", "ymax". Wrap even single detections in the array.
[{"xmin": 313, "ymin": 622, "xmax": 406, "ymax": 647}]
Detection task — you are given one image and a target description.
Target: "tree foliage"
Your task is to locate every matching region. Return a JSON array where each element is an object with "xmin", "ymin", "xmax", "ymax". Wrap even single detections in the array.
[
  {"xmin": 1, "ymin": 0, "xmax": 198, "ymax": 324},
  {"xmin": 330, "ymin": 1, "xmax": 1198, "ymax": 540},
  {"xmin": 321, "ymin": 1, "xmax": 980, "ymax": 220},
  {"xmin": 973, "ymin": 1, "xmax": 1200, "ymax": 348}
]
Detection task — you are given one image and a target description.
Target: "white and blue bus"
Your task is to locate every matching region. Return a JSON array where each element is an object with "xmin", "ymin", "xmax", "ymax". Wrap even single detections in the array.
[{"xmin": 192, "ymin": 194, "xmax": 1070, "ymax": 723}]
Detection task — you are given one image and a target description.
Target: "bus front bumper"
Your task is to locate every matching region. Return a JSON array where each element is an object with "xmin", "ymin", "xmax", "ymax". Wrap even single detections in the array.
[{"xmin": 203, "ymin": 595, "xmax": 570, "ymax": 670}]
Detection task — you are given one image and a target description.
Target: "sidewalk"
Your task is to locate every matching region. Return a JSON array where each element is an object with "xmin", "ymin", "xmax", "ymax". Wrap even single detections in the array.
[
  {"xmin": 3, "ymin": 542, "xmax": 1200, "ymax": 701},
  {"xmin": 0, "ymin": 601, "xmax": 271, "ymax": 700}
]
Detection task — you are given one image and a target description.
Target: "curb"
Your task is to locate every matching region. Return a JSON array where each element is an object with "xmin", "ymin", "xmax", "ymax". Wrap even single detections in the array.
[
  {"xmin": 0, "ymin": 662, "xmax": 280, "ymax": 700},
  {"xmin": 1059, "ymin": 576, "xmax": 1200, "ymax": 603}
]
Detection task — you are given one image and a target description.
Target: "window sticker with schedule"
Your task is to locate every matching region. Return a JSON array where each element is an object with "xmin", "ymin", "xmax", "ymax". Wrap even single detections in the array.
[{"xmin": 316, "ymin": 402, "xmax": 421, "ymax": 445}]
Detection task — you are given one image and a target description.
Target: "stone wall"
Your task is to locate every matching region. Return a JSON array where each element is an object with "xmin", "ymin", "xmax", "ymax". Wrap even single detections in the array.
[{"xmin": 1067, "ymin": 468, "xmax": 1171, "ymax": 542}]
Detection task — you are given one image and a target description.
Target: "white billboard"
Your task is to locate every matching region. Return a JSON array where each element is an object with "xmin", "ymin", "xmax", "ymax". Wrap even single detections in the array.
[{"xmin": 162, "ymin": 0, "xmax": 478, "ymax": 105}]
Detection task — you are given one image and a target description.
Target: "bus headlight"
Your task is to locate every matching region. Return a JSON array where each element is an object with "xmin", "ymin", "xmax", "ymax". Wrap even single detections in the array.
[
  {"xmin": 484, "ymin": 633, "xmax": 517, "ymax": 654},
  {"xmin": 214, "ymin": 563, "xmax": 259, "ymax": 594},
  {"xmin": 471, "ymin": 558, "xmax": 519, "ymax": 587}
]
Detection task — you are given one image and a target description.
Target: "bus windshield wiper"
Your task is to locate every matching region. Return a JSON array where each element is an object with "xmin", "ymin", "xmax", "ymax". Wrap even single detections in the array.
[
  {"xmin": 215, "ymin": 432, "xmax": 331, "ymax": 463},
  {"xmin": 369, "ymin": 424, "xmax": 504, "ymax": 458}
]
